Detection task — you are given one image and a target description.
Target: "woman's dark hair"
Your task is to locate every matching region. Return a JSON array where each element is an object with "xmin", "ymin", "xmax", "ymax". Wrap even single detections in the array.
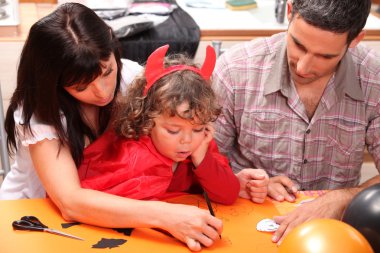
[
  {"xmin": 5, "ymin": 2, "xmax": 122, "ymax": 165},
  {"xmin": 291, "ymin": 0, "xmax": 371, "ymax": 44},
  {"xmin": 114, "ymin": 54, "xmax": 221, "ymax": 140}
]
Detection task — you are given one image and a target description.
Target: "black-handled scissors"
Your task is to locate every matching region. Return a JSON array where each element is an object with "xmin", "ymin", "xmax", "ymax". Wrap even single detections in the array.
[{"xmin": 12, "ymin": 216, "xmax": 84, "ymax": 241}]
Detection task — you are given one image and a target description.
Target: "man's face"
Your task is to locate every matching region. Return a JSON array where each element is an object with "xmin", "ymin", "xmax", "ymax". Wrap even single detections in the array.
[{"xmin": 286, "ymin": 14, "xmax": 349, "ymax": 86}]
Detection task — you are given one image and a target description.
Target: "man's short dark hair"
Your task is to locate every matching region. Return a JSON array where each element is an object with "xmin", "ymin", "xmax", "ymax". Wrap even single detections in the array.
[{"xmin": 291, "ymin": 0, "xmax": 371, "ymax": 44}]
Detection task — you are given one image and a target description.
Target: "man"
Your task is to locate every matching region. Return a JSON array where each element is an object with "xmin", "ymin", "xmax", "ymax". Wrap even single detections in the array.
[{"xmin": 213, "ymin": 0, "xmax": 380, "ymax": 244}]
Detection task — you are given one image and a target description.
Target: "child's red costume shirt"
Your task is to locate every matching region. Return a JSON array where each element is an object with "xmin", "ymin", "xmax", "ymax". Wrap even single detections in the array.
[{"xmin": 78, "ymin": 131, "xmax": 239, "ymax": 205}]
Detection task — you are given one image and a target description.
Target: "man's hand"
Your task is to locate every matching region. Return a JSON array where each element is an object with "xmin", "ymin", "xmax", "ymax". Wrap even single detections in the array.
[
  {"xmin": 268, "ymin": 175, "xmax": 298, "ymax": 202},
  {"xmin": 271, "ymin": 189, "xmax": 356, "ymax": 245},
  {"xmin": 236, "ymin": 169, "xmax": 269, "ymax": 203}
]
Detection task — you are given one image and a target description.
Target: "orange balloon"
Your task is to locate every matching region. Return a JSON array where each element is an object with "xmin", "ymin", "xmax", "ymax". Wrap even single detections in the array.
[{"xmin": 278, "ymin": 219, "xmax": 374, "ymax": 253}]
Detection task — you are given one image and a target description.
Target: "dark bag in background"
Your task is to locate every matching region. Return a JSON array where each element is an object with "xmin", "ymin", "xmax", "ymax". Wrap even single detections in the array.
[{"xmin": 119, "ymin": 5, "xmax": 200, "ymax": 64}]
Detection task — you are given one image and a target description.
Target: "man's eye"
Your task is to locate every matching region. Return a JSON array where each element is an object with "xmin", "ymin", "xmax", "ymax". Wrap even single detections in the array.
[
  {"xmin": 295, "ymin": 43, "xmax": 306, "ymax": 52},
  {"xmin": 321, "ymin": 55, "xmax": 334, "ymax": 60}
]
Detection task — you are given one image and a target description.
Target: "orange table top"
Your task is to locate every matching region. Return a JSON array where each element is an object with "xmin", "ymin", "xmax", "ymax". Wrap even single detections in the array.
[{"xmin": 0, "ymin": 191, "xmax": 324, "ymax": 253}]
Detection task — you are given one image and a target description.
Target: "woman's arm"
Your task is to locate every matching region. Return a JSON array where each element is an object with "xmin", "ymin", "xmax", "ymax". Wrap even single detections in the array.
[{"xmin": 30, "ymin": 139, "xmax": 222, "ymax": 251}]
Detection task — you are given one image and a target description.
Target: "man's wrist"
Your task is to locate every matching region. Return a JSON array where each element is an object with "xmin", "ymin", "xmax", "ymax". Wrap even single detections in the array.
[{"xmin": 326, "ymin": 188, "xmax": 359, "ymax": 217}]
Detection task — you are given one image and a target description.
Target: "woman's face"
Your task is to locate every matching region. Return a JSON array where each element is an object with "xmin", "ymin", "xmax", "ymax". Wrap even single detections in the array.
[{"xmin": 64, "ymin": 53, "xmax": 118, "ymax": 107}]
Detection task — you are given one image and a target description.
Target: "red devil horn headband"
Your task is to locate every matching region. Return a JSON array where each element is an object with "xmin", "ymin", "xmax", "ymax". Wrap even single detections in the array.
[{"xmin": 144, "ymin": 44, "xmax": 216, "ymax": 95}]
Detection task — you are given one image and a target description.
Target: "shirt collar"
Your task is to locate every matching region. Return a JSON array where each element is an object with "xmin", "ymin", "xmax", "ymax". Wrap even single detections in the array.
[
  {"xmin": 335, "ymin": 51, "xmax": 364, "ymax": 101},
  {"xmin": 264, "ymin": 34, "xmax": 364, "ymax": 102},
  {"xmin": 264, "ymin": 35, "xmax": 288, "ymax": 96}
]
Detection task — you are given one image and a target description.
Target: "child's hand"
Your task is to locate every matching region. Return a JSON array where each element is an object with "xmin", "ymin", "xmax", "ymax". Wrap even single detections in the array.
[
  {"xmin": 160, "ymin": 202, "xmax": 222, "ymax": 251},
  {"xmin": 236, "ymin": 169, "xmax": 269, "ymax": 203},
  {"xmin": 191, "ymin": 123, "xmax": 214, "ymax": 167}
]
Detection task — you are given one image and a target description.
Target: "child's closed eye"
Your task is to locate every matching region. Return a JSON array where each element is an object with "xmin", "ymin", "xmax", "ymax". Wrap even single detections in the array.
[
  {"xmin": 193, "ymin": 127, "xmax": 205, "ymax": 133},
  {"xmin": 166, "ymin": 129, "xmax": 180, "ymax": 135}
]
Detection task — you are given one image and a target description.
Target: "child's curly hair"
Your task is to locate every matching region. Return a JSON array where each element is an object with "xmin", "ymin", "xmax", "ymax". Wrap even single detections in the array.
[{"xmin": 113, "ymin": 53, "xmax": 221, "ymax": 140}]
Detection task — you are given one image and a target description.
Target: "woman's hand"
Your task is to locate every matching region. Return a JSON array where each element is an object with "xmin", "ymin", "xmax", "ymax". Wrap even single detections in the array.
[
  {"xmin": 236, "ymin": 169, "xmax": 269, "ymax": 203},
  {"xmin": 30, "ymin": 139, "xmax": 220, "ymax": 252},
  {"xmin": 160, "ymin": 202, "xmax": 223, "ymax": 251}
]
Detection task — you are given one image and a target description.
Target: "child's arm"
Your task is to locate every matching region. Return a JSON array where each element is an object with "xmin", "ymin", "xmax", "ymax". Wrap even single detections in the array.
[
  {"xmin": 191, "ymin": 123, "xmax": 215, "ymax": 167},
  {"xmin": 29, "ymin": 138, "xmax": 222, "ymax": 251},
  {"xmin": 192, "ymin": 139, "xmax": 240, "ymax": 205}
]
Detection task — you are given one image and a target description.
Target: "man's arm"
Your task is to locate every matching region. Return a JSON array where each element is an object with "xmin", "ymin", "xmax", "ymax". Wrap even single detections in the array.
[
  {"xmin": 272, "ymin": 175, "xmax": 380, "ymax": 245},
  {"xmin": 360, "ymin": 174, "xmax": 380, "ymax": 188},
  {"xmin": 272, "ymin": 85, "xmax": 380, "ymax": 244}
]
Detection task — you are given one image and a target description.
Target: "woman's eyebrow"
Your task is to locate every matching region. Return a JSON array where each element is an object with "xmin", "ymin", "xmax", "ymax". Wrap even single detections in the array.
[{"xmin": 102, "ymin": 64, "xmax": 113, "ymax": 76}]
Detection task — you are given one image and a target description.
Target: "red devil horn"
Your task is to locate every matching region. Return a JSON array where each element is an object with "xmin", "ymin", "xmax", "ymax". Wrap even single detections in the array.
[
  {"xmin": 200, "ymin": 46, "xmax": 216, "ymax": 80},
  {"xmin": 144, "ymin": 45, "xmax": 169, "ymax": 95},
  {"xmin": 143, "ymin": 45, "xmax": 216, "ymax": 96}
]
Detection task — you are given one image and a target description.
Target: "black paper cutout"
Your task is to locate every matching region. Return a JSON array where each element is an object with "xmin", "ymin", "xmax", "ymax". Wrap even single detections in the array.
[
  {"xmin": 92, "ymin": 238, "xmax": 127, "ymax": 249},
  {"xmin": 112, "ymin": 228, "xmax": 134, "ymax": 236},
  {"xmin": 61, "ymin": 222, "xmax": 81, "ymax": 228}
]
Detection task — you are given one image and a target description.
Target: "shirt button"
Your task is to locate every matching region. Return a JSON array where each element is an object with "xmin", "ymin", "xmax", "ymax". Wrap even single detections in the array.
[
  {"xmin": 306, "ymin": 129, "xmax": 311, "ymax": 134},
  {"xmin": 303, "ymin": 159, "xmax": 308, "ymax": 164}
]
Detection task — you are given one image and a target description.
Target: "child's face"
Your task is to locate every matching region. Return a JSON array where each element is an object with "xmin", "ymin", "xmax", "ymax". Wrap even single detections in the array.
[
  {"xmin": 150, "ymin": 103, "xmax": 207, "ymax": 162},
  {"xmin": 64, "ymin": 53, "xmax": 118, "ymax": 107}
]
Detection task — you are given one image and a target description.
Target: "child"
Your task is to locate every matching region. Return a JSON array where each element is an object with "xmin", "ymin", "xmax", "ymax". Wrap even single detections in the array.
[
  {"xmin": 77, "ymin": 45, "xmax": 269, "ymax": 251},
  {"xmin": 78, "ymin": 45, "xmax": 240, "ymax": 204}
]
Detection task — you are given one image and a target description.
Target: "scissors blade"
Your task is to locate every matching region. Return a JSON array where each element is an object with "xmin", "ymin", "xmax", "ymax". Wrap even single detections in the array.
[{"xmin": 44, "ymin": 228, "xmax": 84, "ymax": 241}]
